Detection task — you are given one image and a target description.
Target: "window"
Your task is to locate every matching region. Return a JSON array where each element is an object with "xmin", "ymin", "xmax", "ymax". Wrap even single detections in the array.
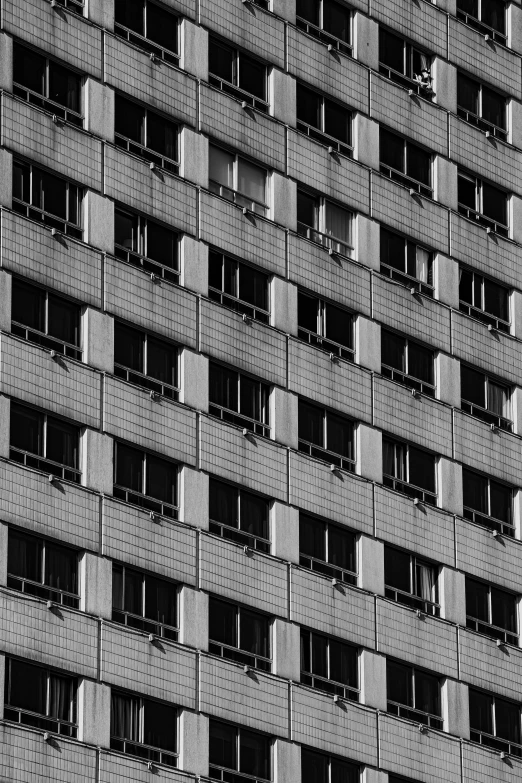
[
  {"xmin": 296, "ymin": 0, "xmax": 352, "ymax": 56},
  {"xmin": 387, "ymin": 660, "xmax": 442, "ymax": 729},
  {"xmin": 114, "ymin": 207, "xmax": 179, "ymax": 282},
  {"xmin": 114, "ymin": 0, "xmax": 179, "ymax": 64},
  {"xmin": 459, "ymin": 268, "xmax": 509, "ymax": 332},
  {"xmin": 209, "ymin": 363, "xmax": 270, "ymax": 437},
  {"xmin": 112, "ymin": 564, "xmax": 178, "ymax": 640},
  {"xmin": 298, "ymin": 400, "xmax": 355, "ymax": 472},
  {"xmin": 209, "ymin": 250, "xmax": 269, "ymax": 324},
  {"xmin": 296, "ymin": 83, "xmax": 352, "ymax": 156},
  {"xmin": 458, "ymin": 170, "xmax": 508, "ymax": 236},
  {"xmin": 209, "ymin": 145, "xmax": 268, "ymax": 216},
  {"xmin": 11, "ymin": 279, "xmax": 81, "ymax": 360},
  {"xmin": 466, "ymin": 577, "xmax": 518, "ymax": 645},
  {"xmin": 114, "ymin": 442, "xmax": 178, "ymax": 519},
  {"xmin": 300, "ymin": 628, "xmax": 359, "ymax": 701},
  {"xmin": 379, "ymin": 28, "xmax": 433, "ymax": 96},
  {"xmin": 110, "ymin": 690, "xmax": 178, "ymax": 767},
  {"xmin": 115, "ymin": 95, "xmax": 178, "ymax": 173},
  {"xmin": 114, "ymin": 322, "xmax": 178, "ymax": 400},
  {"xmin": 49, "ymin": 0, "xmax": 84, "ymax": 12},
  {"xmin": 461, "ymin": 365, "xmax": 511, "ymax": 430},
  {"xmin": 13, "ymin": 43, "xmax": 82, "ymax": 127},
  {"xmin": 209, "ymin": 478, "xmax": 270, "ymax": 553},
  {"xmin": 457, "ymin": 73, "xmax": 507, "ymax": 140},
  {"xmin": 301, "ymin": 748, "xmax": 359, "ymax": 783},
  {"xmin": 381, "ymin": 330, "xmax": 435, "ymax": 397},
  {"xmin": 380, "ymin": 128, "xmax": 432, "ymax": 197},
  {"xmin": 298, "ymin": 291, "xmax": 354, "ymax": 361},
  {"xmin": 13, "ymin": 160, "xmax": 82, "ymax": 239},
  {"xmin": 462, "ymin": 468, "xmax": 513, "ymax": 536},
  {"xmin": 469, "ymin": 689, "xmax": 521, "ymax": 757},
  {"xmin": 457, "ymin": 0, "xmax": 506, "ymax": 45},
  {"xmin": 10, "ymin": 403, "xmax": 80, "ymax": 483},
  {"xmin": 382, "ymin": 437, "xmax": 436, "ymax": 505},
  {"xmin": 209, "ymin": 720, "xmax": 271, "ymax": 782},
  {"xmin": 299, "ymin": 513, "xmax": 357, "ymax": 585},
  {"xmin": 297, "ymin": 189, "xmax": 353, "ymax": 257},
  {"xmin": 4, "ymin": 658, "xmax": 77, "ymax": 737},
  {"xmin": 380, "ymin": 228, "xmax": 433, "ymax": 296},
  {"xmin": 384, "ymin": 546, "xmax": 439, "ymax": 616},
  {"xmin": 209, "ymin": 596, "xmax": 271, "ymax": 671},
  {"xmin": 209, "ymin": 37, "xmax": 268, "ymax": 112},
  {"xmin": 7, "ymin": 529, "xmax": 78, "ymax": 608}
]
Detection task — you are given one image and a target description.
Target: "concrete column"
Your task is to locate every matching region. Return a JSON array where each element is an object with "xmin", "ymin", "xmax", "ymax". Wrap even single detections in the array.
[
  {"xmin": 434, "ymin": 254, "xmax": 459, "ymax": 310},
  {"xmin": 363, "ymin": 771, "xmax": 388, "ymax": 783},
  {"xmin": 358, "ymin": 424, "xmax": 382, "ymax": 484},
  {"xmin": 180, "ymin": 711, "xmax": 209, "ymax": 777},
  {"xmin": 180, "ymin": 349, "xmax": 209, "ymax": 412},
  {"xmin": 181, "ymin": 19, "xmax": 208, "ymax": 81},
  {"xmin": 0, "ymin": 32, "xmax": 13, "ymax": 93},
  {"xmin": 273, "ymin": 618, "xmax": 300, "ymax": 680},
  {"xmin": 0, "ymin": 149, "xmax": 13, "ymax": 209},
  {"xmin": 361, "ymin": 649, "xmax": 387, "ymax": 711},
  {"xmin": 84, "ymin": 192, "xmax": 114, "ymax": 254},
  {"xmin": 444, "ymin": 679, "xmax": 470, "ymax": 739},
  {"xmin": 359, "ymin": 536, "xmax": 385, "ymax": 596},
  {"xmin": 271, "ymin": 387, "xmax": 299, "ymax": 449},
  {"xmin": 271, "ymin": 173, "xmax": 297, "ymax": 231},
  {"xmin": 354, "ymin": 116, "xmax": 379, "ymax": 171},
  {"xmin": 271, "ymin": 278, "xmax": 298, "ymax": 336},
  {"xmin": 82, "ymin": 308, "xmax": 114, "ymax": 374},
  {"xmin": 0, "ymin": 653, "xmax": 5, "ymax": 719},
  {"xmin": 180, "ymin": 585, "xmax": 208, "ymax": 651},
  {"xmin": 82, "ymin": 430, "xmax": 113, "ymax": 495},
  {"xmin": 356, "ymin": 315, "xmax": 380, "ymax": 372},
  {"xmin": 512, "ymin": 386, "xmax": 522, "ymax": 436},
  {"xmin": 87, "ymin": 0, "xmax": 114, "ymax": 29},
  {"xmin": 275, "ymin": 738, "xmax": 300, "ymax": 783},
  {"xmin": 272, "ymin": 501, "xmax": 299, "ymax": 563},
  {"xmin": 435, "ymin": 157, "xmax": 458, "ymax": 211},
  {"xmin": 510, "ymin": 99, "xmax": 522, "ymax": 148},
  {"xmin": 508, "ymin": 2, "xmax": 522, "ymax": 55},
  {"xmin": 270, "ymin": 69, "xmax": 296, "ymax": 127},
  {"xmin": 354, "ymin": 13, "xmax": 379, "ymax": 71},
  {"xmin": 357, "ymin": 216, "xmax": 380, "ymax": 271},
  {"xmin": 0, "ymin": 522, "xmax": 8, "ymax": 587},
  {"xmin": 181, "ymin": 129, "xmax": 208, "ymax": 189},
  {"xmin": 85, "ymin": 80, "xmax": 115, "ymax": 143},
  {"xmin": 80, "ymin": 552, "xmax": 112, "ymax": 619},
  {"xmin": 181, "ymin": 466, "xmax": 209, "ymax": 530},
  {"xmin": 513, "ymin": 488, "xmax": 522, "ymax": 539},
  {"xmin": 510, "ymin": 195, "xmax": 522, "ymax": 244},
  {"xmin": 436, "ymin": 353, "xmax": 460, "ymax": 408},
  {"xmin": 440, "ymin": 566, "xmax": 466, "ymax": 626},
  {"xmin": 438, "ymin": 458, "xmax": 463, "ymax": 516},
  {"xmin": 79, "ymin": 680, "xmax": 111, "ymax": 747},
  {"xmin": 272, "ymin": 0, "xmax": 296, "ymax": 23},
  {"xmin": 0, "ymin": 395, "xmax": 10, "ymax": 460},
  {"xmin": 433, "ymin": 57, "xmax": 457, "ymax": 114},
  {"xmin": 511, "ymin": 290, "xmax": 522, "ymax": 339},
  {"xmin": 181, "ymin": 236, "xmax": 208, "ymax": 297},
  {"xmin": 0, "ymin": 270, "xmax": 12, "ymax": 332}
]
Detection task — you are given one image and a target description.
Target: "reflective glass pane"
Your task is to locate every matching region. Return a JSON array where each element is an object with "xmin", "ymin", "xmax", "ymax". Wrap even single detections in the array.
[
  {"xmin": 240, "ymin": 491, "xmax": 268, "ymax": 539},
  {"xmin": 114, "ymin": 323, "xmax": 144, "ymax": 372},
  {"xmin": 299, "ymin": 401, "xmax": 324, "ymax": 446},
  {"xmin": 48, "ymin": 295, "xmax": 79, "ymax": 345},
  {"xmin": 240, "ymin": 608, "xmax": 269, "ymax": 657},
  {"xmin": 384, "ymin": 546, "xmax": 411, "ymax": 593},
  {"xmin": 8, "ymin": 659, "xmax": 47, "ymax": 714},
  {"xmin": 10, "ymin": 404, "xmax": 42, "ymax": 454},
  {"xmin": 115, "ymin": 209, "xmax": 139, "ymax": 252},
  {"xmin": 143, "ymin": 698, "xmax": 177, "ymax": 751},
  {"xmin": 209, "ymin": 39, "xmax": 235, "ymax": 82},
  {"xmin": 461, "ymin": 365, "xmax": 485, "ymax": 406},
  {"xmin": 387, "ymin": 660, "xmax": 412, "ymax": 706},
  {"xmin": 45, "ymin": 541, "xmax": 77, "ymax": 593},
  {"xmin": 297, "ymin": 84, "xmax": 321, "ymax": 129},
  {"xmin": 209, "ymin": 720, "xmax": 236, "ymax": 768},
  {"xmin": 146, "ymin": 455, "xmax": 176, "ymax": 505},
  {"xmin": 240, "ymin": 729, "xmax": 269, "ymax": 777},
  {"xmin": 209, "ymin": 363, "xmax": 238, "ymax": 411},
  {"xmin": 8, "ymin": 530, "xmax": 42, "ymax": 582},
  {"xmin": 326, "ymin": 412, "xmax": 353, "ymax": 459},
  {"xmin": 115, "ymin": 96, "xmax": 144, "ymax": 144},
  {"xmin": 237, "ymin": 158, "xmax": 266, "ymax": 203},
  {"xmin": 147, "ymin": 337, "xmax": 176, "ymax": 386},
  {"xmin": 298, "ymin": 292, "xmax": 319, "ymax": 334},
  {"xmin": 239, "ymin": 54, "xmax": 266, "ymax": 100},
  {"xmin": 115, "ymin": 443, "xmax": 143, "ymax": 491},
  {"xmin": 48, "ymin": 62, "xmax": 80, "ymax": 113},
  {"xmin": 381, "ymin": 330, "xmax": 406, "ymax": 372},
  {"xmin": 328, "ymin": 526, "xmax": 355, "ymax": 572},
  {"xmin": 145, "ymin": 575, "xmax": 177, "ymax": 627},
  {"xmin": 209, "ymin": 146, "xmax": 234, "ymax": 188},
  {"xmin": 469, "ymin": 689, "xmax": 493, "ymax": 733},
  {"xmin": 12, "ymin": 280, "xmax": 45, "ymax": 331},
  {"xmin": 209, "ymin": 597, "xmax": 237, "ymax": 646},
  {"xmin": 379, "ymin": 28, "xmax": 404, "ymax": 73},
  {"xmin": 209, "ymin": 479, "xmax": 238, "ymax": 528},
  {"xmin": 299, "ymin": 514, "xmax": 326, "ymax": 561},
  {"xmin": 146, "ymin": 1, "xmax": 178, "ymax": 52},
  {"xmin": 466, "ymin": 578, "xmax": 489, "ymax": 622},
  {"xmin": 408, "ymin": 446, "xmax": 435, "ymax": 493},
  {"xmin": 13, "ymin": 43, "xmax": 46, "ymax": 95}
]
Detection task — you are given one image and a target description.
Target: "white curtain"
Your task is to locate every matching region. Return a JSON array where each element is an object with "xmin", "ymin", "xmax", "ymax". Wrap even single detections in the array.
[
  {"xmin": 238, "ymin": 159, "xmax": 266, "ymax": 204},
  {"xmin": 488, "ymin": 381, "xmax": 508, "ymax": 418},
  {"xmin": 209, "ymin": 146, "xmax": 234, "ymax": 188},
  {"xmin": 324, "ymin": 202, "xmax": 351, "ymax": 247},
  {"xmin": 417, "ymin": 562, "xmax": 435, "ymax": 602},
  {"xmin": 416, "ymin": 246, "xmax": 430, "ymax": 283}
]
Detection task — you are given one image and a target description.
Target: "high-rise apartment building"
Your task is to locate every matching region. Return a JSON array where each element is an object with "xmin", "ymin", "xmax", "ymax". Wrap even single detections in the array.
[{"xmin": 0, "ymin": 0, "xmax": 521, "ymax": 781}]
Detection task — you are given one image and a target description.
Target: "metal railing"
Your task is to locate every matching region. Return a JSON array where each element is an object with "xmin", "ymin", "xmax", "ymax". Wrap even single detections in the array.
[
  {"xmin": 299, "ymin": 555, "xmax": 357, "ymax": 586},
  {"xmin": 387, "ymin": 701, "xmax": 443, "ymax": 729},
  {"xmin": 383, "ymin": 474, "xmax": 436, "ymax": 505},
  {"xmin": 463, "ymin": 506, "xmax": 514, "ymax": 537},
  {"xmin": 7, "ymin": 574, "xmax": 79, "ymax": 608},
  {"xmin": 296, "ymin": 17, "xmax": 352, "ymax": 57},
  {"xmin": 110, "ymin": 737, "xmax": 178, "ymax": 767},
  {"xmin": 114, "ymin": 24, "xmax": 180, "ymax": 65},
  {"xmin": 470, "ymin": 729, "xmax": 522, "ymax": 757},
  {"xmin": 208, "ymin": 287, "xmax": 269, "ymax": 324},
  {"xmin": 385, "ymin": 586, "xmax": 440, "ymax": 617},
  {"xmin": 51, "ymin": 0, "xmax": 84, "ymax": 13},
  {"xmin": 297, "ymin": 222, "xmax": 353, "ymax": 257},
  {"xmin": 209, "ymin": 520, "xmax": 270, "ymax": 554},
  {"xmin": 381, "ymin": 364, "xmax": 435, "ymax": 397},
  {"xmin": 461, "ymin": 399, "xmax": 511, "ymax": 431},
  {"xmin": 457, "ymin": 203, "xmax": 508, "ymax": 237},
  {"xmin": 380, "ymin": 263, "xmax": 434, "ymax": 298},
  {"xmin": 4, "ymin": 706, "xmax": 77, "ymax": 737},
  {"xmin": 209, "ymin": 74, "xmax": 268, "ymax": 113},
  {"xmin": 114, "ymin": 245, "xmax": 180, "ymax": 284},
  {"xmin": 112, "ymin": 608, "xmax": 179, "ymax": 641},
  {"xmin": 12, "ymin": 321, "xmax": 82, "ymax": 361},
  {"xmin": 379, "ymin": 65, "xmax": 434, "ymax": 99},
  {"xmin": 209, "ymin": 640, "xmax": 271, "ymax": 671},
  {"xmin": 458, "ymin": 301, "xmax": 510, "ymax": 333},
  {"xmin": 209, "ymin": 766, "xmax": 270, "ymax": 783},
  {"xmin": 298, "ymin": 326, "xmax": 354, "ymax": 362},
  {"xmin": 298, "ymin": 439, "xmax": 356, "ymax": 473},
  {"xmin": 13, "ymin": 84, "xmax": 83, "ymax": 127},
  {"xmin": 296, "ymin": 120, "xmax": 353, "ymax": 157},
  {"xmin": 114, "ymin": 364, "xmax": 179, "ymax": 401},
  {"xmin": 466, "ymin": 615, "xmax": 518, "ymax": 646},
  {"xmin": 10, "ymin": 447, "xmax": 81, "ymax": 483},
  {"xmin": 12, "ymin": 199, "xmax": 82, "ymax": 240},
  {"xmin": 115, "ymin": 134, "xmax": 179, "ymax": 174},
  {"xmin": 113, "ymin": 485, "xmax": 178, "ymax": 520},
  {"xmin": 209, "ymin": 181, "xmax": 268, "ymax": 216},
  {"xmin": 301, "ymin": 671, "xmax": 359, "ymax": 701},
  {"xmin": 457, "ymin": 106, "xmax": 507, "ymax": 141},
  {"xmin": 380, "ymin": 164, "xmax": 433, "ymax": 198},
  {"xmin": 209, "ymin": 403, "xmax": 270, "ymax": 438},
  {"xmin": 456, "ymin": 10, "xmax": 507, "ymax": 45}
]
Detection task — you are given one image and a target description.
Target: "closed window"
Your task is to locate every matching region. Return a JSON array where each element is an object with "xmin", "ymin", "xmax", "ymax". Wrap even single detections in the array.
[
  {"xmin": 387, "ymin": 660, "xmax": 442, "ymax": 728},
  {"xmin": 209, "ymin": 363, "xmax": 270, "ymax": 437},
  {"xmin": 458, "ymin": 170, "xmax": 508, "ymax": 236},
  {"xmin": 4, "ymin": 658, "xmax": 77, "ymax": 737},
  {"xmin": 466, "ymin": 577, "xmax": 518, "ymax": 645},
  {"xmin": 459, "ymin": 267, "xmax": 509, "ymax": 331},
  {"xmin": 299, "ymin": 513, "xmax": 357, "ymax": 585},
  {"xmin": 379, "ymin": 28, "xmax": 433, "ymax": 96},
  {"xmin": 297, "ymin": 189, "xmax": 353, "ymax": 257},
  {"xmin": 12, "ymin": 279, "xmax": 81, "ymax": 360},
  {"xmin": 209, "ymin": 250, "xmax": 269, "ymax": 323},
  {"xmin": 382, "ymin": 437, "xmax": 436, "ymax": 505},
  {"xmin": 457, "ymin": 73, "xmax": 507, "ymax": 139},
  {"xmin": 13, "ymin": 43, "xmax": 82, "ymax": 126},
  {"xmin": 112, "ymin": 564, "xmax": 178, "ymax": 640},
  {"xmin": 115, "ymin": 95, "xmax": 178, "ymax": 172},
  {"xmin": 298, "ymin": 291, "xmax": 354, "ymax": 360},
  {"xmin": 209, "ymin": 477, "xmax": 270, "ymax": 552},
  {"xmin": 296, "ymin": 83, "xmax": 352, "ymax": 156},
  {"xmin": 301, "ymin": 748, "xmax": 359, "ymax": 783},
  {"xmin": 461, "ymin": 365, "xmax": 511, "ymax": 430},
  {"xmin": 462, "ymin": 468, "xmax": 513, "ymax": 536},
  {"xmin": 300, "ymin": 628, "xmax": 359, "ymax": 700},
  {"xmin": 110, "ymin": 690, "xmax": 178, "ymax": 767},
  {"xmin": 469, "ymin": 689, "xmax": 521, "ymax": 756},
  {"xmin": 114, "ymin": 207, "xmax": 179, "ymax": 282},
  {"xmin": 10, "ymin": 403, "xmax": 80, "ymax": 483},
  {"xmin": 384, "ymin": 545, "xmax": 439, "ymax": 616},
  {"xmin": 114, "ymin": 442, "xmax": 178, "ymax": 518},
  {"xmin": 381, "ymin": 330, "xmax": 434, "ymax": 396},
  {"xmin": 298, "ymin": 400, "xmax": 355, "ymax": 472},
  {"xmin": 296, "ymin": 0, "xmax": 352, "ymax": 56},
  {"xmin": 114, "ymin": 322, "xmax": 178, "ymax": 400},
  {"xmin": 380, "ymin": 227, "xmax": 433, "ymax": 295},
  {"xmin": 7, "ymin": 529, "xmax": 78, "ymax": 608},
  {"xmin": 209, "ymin": 145, "xmax": 268, "ymax": 215},
  {"xmin": 13, "ymin": 160, "xmax": 82, "ymax": 239},
  {"xmin": 209, "ymin": 596, "xmax": 271, "ymax": 671},
  {"xmin": 114, "ymin": 0, "xmax": 179, "ymax": 64},
  {"xmin": 457, "ymin": 0, "xmax": 506, "ymax": 44},
  {"xmin": 380, "ymin": 128, "xmax": 432, "ymax": 197},
  {"xmin": 209, "ymin": 37, "xmax": 268, "ymax": 111},
  {"xmin": 209, "ymin": 720, "xmax": 271, "ymax": 782},
  {"xmin": 49, "ymin": 0, "xmax": 83, "ymax": 13}
]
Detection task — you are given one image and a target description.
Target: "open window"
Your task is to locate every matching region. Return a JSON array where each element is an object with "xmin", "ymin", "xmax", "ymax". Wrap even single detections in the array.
[
  {"xmin": 380, "ymin": 128, "xmax": 432, "ymax": 197},
  {"xmin": 209, "ymin": 720, "xmax": 271, "ymax": 782},
  {"xmin": 209, "ymin": 477, "xmax": 270, "ymax": 553},
  {"xmin": 297, "ymin": 188, "xmax": 353, "ymax": 257},
  {"xmin": 209, "ymin": 37, "xmax": 268, "ymax": 112},
  {"xmin": 113, "ymin": 442, "xmax": 178, "ymax": 519},
  {"xmin": 300, "ymin": 628, "xmax": 359, "ymax": 700},
  {"xmin": 387, "ymin": 660, "xmax": 442, "ymax": 729},
  {"xmin": 380, "ymin": 227, "xmax": 433, "ymax": 296},
  {"xmin": 299, "ymin": 512, "xmax": 357, "ymax": 585},
  {"xmin": 114, "ymin": 206, "xmax": 179, "ymax": 283},
  {"xmin": 379, "ymin": 28, "xmax": 433, "ymax": 97},
  {"xmin": 301, "ymin": 748, "xmax": 359, "ymax": 783},
  {"xmin": 112, "ymin": 563, "xmax": 178, "ymax": 640},
  {"xmin": 209, "ymin": 250, "xmax": 269, "ymax": 324},
  {"xmin": 114, "ymin": 0, "xmax": 179, "ymax": 64},
  {"xmin": 457, "ymin": 0, "xmax": 506, "ymax": 45},
  {"xmin": 458, "ymin": 169, "xmax": 508, "ymax": 236},
  {"xmin": 296, "ymin": 0, "xmax": 352, "ymax": 56},
  {"xmin": 384, "ymin": 545, "xmax": 439, "ymax": 616},
  {"xmin": 209, "ymin": 145, "xmax": 268, "ymax": 216},
  {"xmin": 209, "ymin": 596, "xmax": 271, "ymax": 671},
  {"xmin": 381, "ymin": 330, "xmax": 435, "ymax": 397},
  {"xmin": 462, "ymin": 468, "xmax": 513, "ymax": 536},
  {"xmin": 457, "ymin": 72, "xmax": 507, "ymax": 140},
  {"xmin": 461, "ymin": 364, "xmax": 511, "ymax": 430},
  {"xmin": 10, "ymin": 403, "xmax": 80, "ymax": 483},
  {"xmin": 110, "ymin": 690, "xmax": 178, "ymax": 767},
  {"xmin": 466, "ymin": 577, "xmax": 518, "ymax": 645},
  {"xmin": 114, "ymin": 321, "xmax": 179, "ymax": 400},
  {"xmin": 298, "ymin": 399, "xmax": 355, "ymax": 472},
  {"xmin": 115, "ymin": 95, "xmax": 178, "ymax": 173},
  {"xmin": 296, "ymin": 83, "xmax": 352, "ymax": 156},
  {"xmin": 382, "ymin": 437, "xmax": 436, "ymax": 505},
  {"xmin": 298, "ymin": 290, "xmax": 354, "ymax": 361},
  {"xmin": 209, "ymin": 363, "xmax": 270, "ymax": 437},
  {"xmin": 469, "ymin": 688, "xmax": 521, "ymax": 757},
  {"xmin": 459, "ymin": 267, "xmax": 509, "ymax": 332},
  {"xmin": 13, "ymin": 159, "xmax": 82, "ymax": 239}
]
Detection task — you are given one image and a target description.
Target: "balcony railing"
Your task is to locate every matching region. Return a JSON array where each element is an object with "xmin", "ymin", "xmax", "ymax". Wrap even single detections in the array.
[
  {"xmin": 296, "ymin": 16, "xmax": 352, "ymax": 57},
  {"xmin": 10, "ymin": 447, "xmax": 81, "ymax": 484},
  {"xmin": 209, "ymin": 74, "xmax": 268, "ymax": 113},
  {"xmin": 457, "ymin": 203, "xmax": 508, "ymax": 237},
  {"xmin": 209, "ymin": 181, "xmax": 268, "ymax": 216},
  {"xmin": 209, "ymin": 640, "xmax": 271, "ymax": 671},
  {"xmin": 298, "ymin": 326, "xmax": 355, "ymax": 362},
  {"xmin": 115, "ymin": 134, "xmax": 179, "ymax": 175},
  {"xmin": 114, "ymin": 245, "xmax": 180, "ymax": 284},
  {"xmin": 4, "ymin": 706, "xmax": 77, "ymax": 737},
  {"xmin": 297, "ymin": 222, "xmax": 353, "ymax": 257},
  {"xmin": 461, "ymin": 399, "xmax": 511, "ymax": 431},
  {"xmin": 470, "ymin": 729, "xmax": 522, "ymax": 757},
  {"xmin": 456, "ymin": 10, "xmax": 507, "ymax": 45},
  {"xmin": 298, "ymin": 439, "xmax": 355, "ymax": 473},
  {"xmin": 458, "ymin": 301, "xmax": 510, "ymax": 333},
  {"xmin": 463, "ymin": 506, "xmax": 514, "ymax": 537},
  {"xmin": 387, "ymin": 701, "xmax": 443, "ymax": 729},
  {"xmin": 385, "ymin": 586, "xmax": 440, "ymax": 617},
  {"xmin": 114, "ymin": 364, "xmax": 179, "ymax": 401},
  {"xmin": 112, "ymin": 608, "xmax": 179, "ymax": 641},
  {"xmin": 379, "ymin": 65, "xmax": 434, "ymax": 99},
  {"xmin": 208, "ymin": 287, "xmax": 269, "ymax": 324},
  {"xmin": 113, "ymin": 485, "xmax": 178, "ymax": 519},
  {"xmin": 466, "ymin": 615, "xmax": 518, "ymax": 646},
  {"xmin": 7, "ymin": 574, "xmax": 79, "ymax": 608},
  {"xmin": 301, "ymin": 671, "xmax": 359, "ymax": 701},
  {"xmin": 381, "ymin": 364, "xmax": 435, "ymax": 397},
  {"xmin": 209, "ymin": 403, "xmax": 270, "ymax": 438},
  {"xmin": 380, "ymin": 262, "xmax": 434, "ymax": 298},
  {"xmin": 13, "ymin": 84, "xmax": 83, "ymax": 127},
  {"xmin": 209, "ymin": 519, "xmax": 270, "ymax": 554},
  {"xmin": 114, "ymin": 24, "xmax": 180, "ymax": 65},
  {"xmin": 12, "ymin": 321, "xmax": 82, "ymax": 361},
  {"xmin": 12, "ymin": 199, "xmax": 82, "ymax": 240},
  {"xmin": 380, "ymin": 164, "xmax": 433, "ymax": 198},
  {"xmin": 457, "ymin": 106, "xmax": 507, "ymax": 141},
  {"xmin": 299, "ymin": 554, "xmax": 357, "ymax": 586},
  {"xmin": 110, "ymin": 737, "xmax": 178, "ymax": 768},
  {"xmin": 209, "ymin": 766, "xmax": 270, "ymax": 783},
  {"xmin": 383, "ymin": 474, "xmax": 436, "ymax": 505},
  {"xmin": 296, "ymin": 120, "xmax": 353, "ymax": 157}
]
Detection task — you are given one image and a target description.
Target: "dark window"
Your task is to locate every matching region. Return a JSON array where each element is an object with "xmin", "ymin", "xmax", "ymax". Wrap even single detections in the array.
[
  {"xmin": 13, "ymin": 43, "xmax": 82, "ymax": 126},
  {"xmin": 209, "ymin": 478, "xmax": 270, "ymax": 553},
  {"xmin": 209, "ymin": 37, "xmax": 268, "ymax": 111},
  {"xmin": 114, "ymin": 442, "xmax": 178, "ymax": 519},
  {"xmin": 114, "ymin": 322, "xmax": 178, "ymax": 400},
  {"xmin": 457, "ymin": 0, "xmax": 506, "ymax": 44},
  {"xmin": 381, "ymin": 330, "xmax": 434, "ymax": 396},
  {"xmin": 4, "ymin": 658, "xmax": 77, "ymax": 737},
  {"xmin": 298, "ymin": 400, "xmax": 355, "ymax": 472},
  {"xmin": 209, "ymin": 596, "xmax": 271, "ymax": 671},
  {"xmin": 13, "ymin": 160, "xmax": 82, "ymax": 239},
  {"xmin": 382, "ymin": 437, "xmax": 436, "ymax": 505},
  {"xmin": 462, "ymin": 468, "xmax": 513, "ymax": 536},
  {"xmin": 114, "ymin": 0, "xmax": 179, "ymax": 64},
  {"xmin": 380, "ymin": 228, "xmax": 433, "ymax": 295},
  {"xmin": 297, "ymin": 189, "xmax": 353, "ymax": 256},
  {"xmin": 466, "ymin": 578, "xmax": 518, "ymax": 645},
  {"xmin": 10, "ymin": 403, "xmax": 80, "ymax": 482},
  {"xmin": 112, "ymin": 564, "xmax": 178, "ymax": 640},
  {"xmin": 384, "ymin": 545, "xmax": 439, "ymax": 616},
  {"xmin": 387, "ymin": 660, "xmax": 442, "ymax": 728},
  {"xmin": 469, "ymin": 689, "xmax": 521, "ymax": 756},
  {"xmin": 299, "ymin": 513, "xmax": 357, "ymax": 585},
  {"xmin": 296, "ymin": 83, "xmax": 352, "ymax": 156},
  {"xmin": 300, "ymin": 628, "xmax": 359, "ymax": 701},
  {"xmin": 48, "ymin": 0, "xmax": 84, "ymax": 12},
  {"xmin": 301, "ymin": 748, "xmax": 359, "ymax": 783},
  {"xmin": 209, "ymin": 250, "xmax": 269, "ymax": 323},
  {"xmin": 296, "ymin": 0, "xmax": 352, "ymax": 56},
  {"xmin": 379, "ymin": 28, "xmax": 433, "ymax": 96},
  {"xmin": 7, "ymin": 529, "xmax": 78, "ymax": 608},
  {"xmin": 114, "ymin": 207, "xmax": 179, "ymax": 282},
  {"xmin": 209, "ymin": 720, "xmax": 271, "ymax": 782},
  {"xmin": 110, "ymin": 690, "xmax": 178, "ymax": 767},
  {"xmin": 461, "ymin": 365, "xmax": 511, "ymax": 430},
  {"xmin": 380, "ymin": 129, "xmax": 432, "ymax": 197},
  {"xmin": 298, "ymin": 291, "xmax": 354, "ymax": 361},
  {"xmin": 115, "ymin": 95, "xmax": 178, "ymax": 172},
  {"xmin": 458, "ymin": 268, "xmax": 509, "ymax": 332},
  {"xmin": 457, "ymin": 73, "xmax": 506, "ymax": 139},
  {"xmin": 209, "ymin": 145, "xmax": 268, "ymax": 216},
  {"xmin": 209, "ymin": 363, "xmax": 270, "ymax": 437},
  {"xmin": 457, "ymin": 170, "xmax": 508, "ymax": 236}
]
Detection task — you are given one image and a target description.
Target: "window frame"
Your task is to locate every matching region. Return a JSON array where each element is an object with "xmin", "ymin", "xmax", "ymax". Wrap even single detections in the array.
[
  {"xmin": 209, "ymin": 145, "xmax": 268, "ymax": 216},
  {"xmin": 299, "ymin": 512, "xmax": 357, "ymax": 585},
  {"xmin": 209, "ymin": 477, "xmax": 270, "ymax": 553},
  {"xmin": 110, "ymin": 689, "xmax": 178, "ymax": 767},
  {"xmin": 457, "ymin": 169, "xmax": 508, "ymax": 236},
  {"xmin": 384, "ymin": 545, "xmax": 440, "ymax": 616},
  {"xmin": 300, "ymin": 627, "xmax": 360, "ymax": 701},
  {"xmin": 113, "ymin": 442, "xmax": 179, "ymax": 519},
  {"xmin": 380, "ymin": 227, "xmax": 434, "ymax": 296},
  {"xmin": 298, "ymin": 290, "xmax": 355, "ymax": 361},
  {"xmin": 387, "ymin": 660, "xmax": 443, "ymax": 729},
  {"xmin": 208, "ymin": 249, "xmax": 269, "ymax": 324},
  {"xmin": 456, "ymin": 0, "xmax": 507, "ymax": 45},
  {"xmin": 114, "ymin": 0, "xmax": 180, "ymax": 65},
  {"xmin": 379, "ymin": 128, "xmax": 433, "ymax": 198},
  {"xmin": 114, "ymin": 320, "xmax": 179, "ymax": 401},
  {"xmin": 13, "ymin": 159, "xmax": 82, "ymax": 239},
  {"xmin": 209, "ymin": 719, "xmax": 272, "ymax": 782},
  {"xmin": 378, "ymin": 27, "xmax": 434, "ymax": 97},
  {"xmin": 112, "ymin": 562, "xmax": 179, "ymax": 641},
  {"xmin": 296, "ymin": 0, "xmax": 353, "ymax": 57},
  {"xmin": 296, "ymin": 188, "xmax": 354, "ymax": 258},
  {"xmin": 298, "ymin": 399, "xmax": 356, "ymax": 473},
  {"xmin": 209, "ymin": 595, "xmax": 272, "ymax": 671},
  {"xmin": 209, "ymin": 362, "xmax": 271, "ymax": 437},
  {"xmin": 381, "ymin": 329, "xmax": 435, "ymax": 397},
  {"xmin": 114, "ymin": 94, "xmax": 179, "ymax": 174},
  {"xmin": 462, "ymin": 467, "xmax": 513, "ymax": 536},
  {"xmin": 301, "ymin": 747, "xmax": 360, "ymax": 783},
  {"xmin": 458, "ymin": 267, "xmax": 510, "ymax": 332},
  {"xmin": 382, "ymin": 436, "xmax": 437, "ymax": 505},
  {"xmin": 457, "ymin": 72, "xmax": 507, "ymax": 140},
  {"xmin": 296, "ymin": 82, "xmax": 353, "ymax": 156},
  {"xmin": 460, "ymin": 364, "xmax": 511, "ymax": 431},
  {"xmin": 208, "ymin": 36, "xmax": 269, "ymax": 113},
  {"xmin": 114, "ymin": 206, "xmax": 180, "ymax": 283},
  {"xmin": 469, "ymin": 687, "xmax": 522, "ymax": 757},
  {"xmin": 465, "ymin": 577, "xmax": 518, "ymax": 646}
]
